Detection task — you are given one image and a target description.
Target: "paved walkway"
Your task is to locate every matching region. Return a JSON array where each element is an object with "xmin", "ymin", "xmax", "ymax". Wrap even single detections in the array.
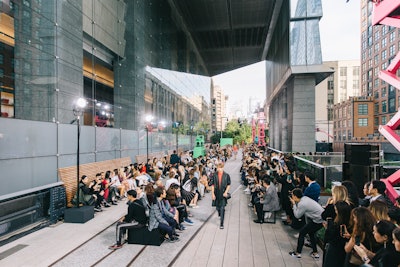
[{"xmin": 0, "ymin": 154, "xmax": 323, "ymax": 267}]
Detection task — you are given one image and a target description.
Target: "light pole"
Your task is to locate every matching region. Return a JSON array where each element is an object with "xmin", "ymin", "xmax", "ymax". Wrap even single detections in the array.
[
  {"xmin": 73, "ymin": 97, "xmax": 86, "ymax": 208},
  {"xmin": 145, "ymin": 115, "xmax": 153, "ymax": 163}
]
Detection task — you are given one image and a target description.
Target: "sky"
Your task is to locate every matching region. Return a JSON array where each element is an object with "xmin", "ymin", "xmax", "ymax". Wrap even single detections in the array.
[{"xmin": 212, "ymin": 0, "xmax": 360, "ymax": 116}]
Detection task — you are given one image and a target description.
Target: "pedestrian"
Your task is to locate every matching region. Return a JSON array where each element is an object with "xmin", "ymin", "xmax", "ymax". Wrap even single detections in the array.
[{"xmin": 211, "ymin": 162, "xmax": 231, "ymax": 229}]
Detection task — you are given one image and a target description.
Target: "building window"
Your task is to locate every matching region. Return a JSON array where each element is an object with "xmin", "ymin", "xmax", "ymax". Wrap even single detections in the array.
[
  {"xmin": 358, "ymin": 118, "xmax": 368, "ymax": 126},
  {"xmin": 382, "ymin": 87, "xmax": 387, "ymax": 97},
  {"xmin": 390, "ymin": 44, "xmax": 396, "ymax": 56},
  {"xmin": 374, "ymin": 103, "xmax": 379, "ymax": 114},
  {"xmin": 390, "ymin": 31, "xmax": 396, "ymax": 43},
  {"xmin": 375, "ymin": 91, "xmax": 379, "ymax": 99},
  {"xmin": 382, "ymin": 37, "xmax": 387, "ymax": 47},
  {"xmin": 348, "ymin": 130, "xmax": 352, "ymax": 140},
  {"xmin": 0, "ymin": 68, "xmax": 3, "ymax": 78},
  {"xmin": 374, "ymin": 55, "xmax": 379, "ymax": 65},
  {"xmin": 382, "ymin": 50, "xmax": 387, "ymax": 60},
  {"xmin": 353, "ymin": 66, "xmax": 360, "ymax": 76},
  {"xmin": 382, "ymin": 100, "xmax": 387, "ymax": 113},
  {"xmin": 382, "ymin": 116, "xmax": 387, "ymax": 125},
  {"xmin": 389, "ymin": 98, "xmax": 395, "ymax": 112},
  {"xmin": 340, "ymin": 67, "xmax": 347, "ymax": 76},
  {"xmin": 358, "ymin": 104, "xmax": 368, "ymax": 115},
  {"xmin": 374, "ymin": 43, "xmax": 380, "ymax": 53},
  {"xmin": 374, "ymin": 79, "xmax": 380, "ymax": 88},
  {"xmin": 374, "ymin": 117, "xmax": 379, "ymax": 126}
]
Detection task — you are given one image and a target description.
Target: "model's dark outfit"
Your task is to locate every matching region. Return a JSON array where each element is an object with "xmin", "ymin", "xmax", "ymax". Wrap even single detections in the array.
[{"xmin": 211, "ymin": 171, "xmax": 231, "ymax": 227}]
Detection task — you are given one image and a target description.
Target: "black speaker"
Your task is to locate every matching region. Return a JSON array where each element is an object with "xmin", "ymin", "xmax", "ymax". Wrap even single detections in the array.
[
  {"xmin": 344, "ymin": 144, "xmax": 380, "ymax": 166},
  {"xmin": 342, "ymin": 162, "xmax": 351, "ymax": 181},
  {"xmin": 64, "ymin": 206, "xmax": 94, "ymax": 223},
  {"xmin": 349, "ymin": 164, "xmax": 371, "ymax": 197}
]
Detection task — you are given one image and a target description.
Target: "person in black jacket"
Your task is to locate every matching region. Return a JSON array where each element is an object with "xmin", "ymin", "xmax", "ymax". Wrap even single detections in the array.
[{"xmin": 109, "ymin": 190, "xmax": 147, "ymax": 250}]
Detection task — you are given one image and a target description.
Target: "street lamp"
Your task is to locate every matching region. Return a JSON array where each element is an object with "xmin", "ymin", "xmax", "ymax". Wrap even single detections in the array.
[
  {"xmin": 73, "ymin": 97, "xmax": 87, "ymax": 208},
  {"xmin": 220, "ymin": 116, "xmax": 228, "ymax": 139},
  {"xmin": 145, "ymin": 115, "xmax": 153, "ymax": 162}
]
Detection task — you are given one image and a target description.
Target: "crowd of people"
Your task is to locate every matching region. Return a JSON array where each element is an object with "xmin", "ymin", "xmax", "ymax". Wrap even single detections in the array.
[
  {"xmin": 240, "ymin": 144, "xmax": 400, "ymax": 266},
  {"xmin": 72, "ymin": 145, "xmax": 234, "ymax": 250}
]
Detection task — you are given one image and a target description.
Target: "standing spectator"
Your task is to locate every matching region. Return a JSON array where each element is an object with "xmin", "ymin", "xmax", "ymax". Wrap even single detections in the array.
[
  {"xmin": 303, "ymin": 171, "xmax": 321, "ymax": 202},
  {"xmin": 341, "ymin": 180, "xmax": 360, "ymax": 208},
  {"xmin": 344, "ymin": 207, "xmax": 381, "ymax": 266},
  {"xmin": 211, "ymin": 162, "xmax": 231, "ymax": 229},
  {"xmin": 353, "ymin": 220, "xmax": 400, "ymax": 267},
  {"xmin": 369, "ymin": 180, "xmax": 394, "ymax": 209},
  {"xmin": 109, "ymin": 190, "xmax": 147, "ymax": 250},
  {"xmin": 289, "ymin": 188, "xmax": 324, "ymax": 259},
  {"xmin": 170, "ymin": 150, "xmax": 181, "ymax": 167},
  {"xmin": 323, "ymin": 201, "xmax": 352, "ymax": 267},
  {"xmin": 359, "ymin": 181, "xmax": 371, "ymax": 207}
]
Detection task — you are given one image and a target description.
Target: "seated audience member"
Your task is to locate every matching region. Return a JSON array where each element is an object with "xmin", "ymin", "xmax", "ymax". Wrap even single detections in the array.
[
  {"xmin": 392, "ymin": 228, "xmax": 400, "ymax": 259},
  {"xmin": 148, "ymin": 187, "xmax": 179, "ymax": 242},
  {"xmin": 100, "ymin": 172, "xmax": 111, "ymax": 207},
  {"xmin": 91, "ymin": 173, "xmax": 106, "ymax": 210},
  {"xmin": 289, "ymin": 188, "xmax": 324, "ymax": 259},
  {"xmin": 254, "ymin": 178, "xmax": 280, "ymax": 223},
  {"xmin": 72, "ymin": 175, "xmax": 96, "ymax": 207},
  {"xmin": 109, "ymin": 190, "xmax": 148, "ymax": 250},
  {"xmin": 109, "ymin": 169, "xmax": 125, "ymax": 199},
  {"xmin": 353, "ymin": 220, "xmax": 400, "ymax": 267},
  {"xmin": 165, "ymin": 168, "xmax": 179, "ymax": 190}
]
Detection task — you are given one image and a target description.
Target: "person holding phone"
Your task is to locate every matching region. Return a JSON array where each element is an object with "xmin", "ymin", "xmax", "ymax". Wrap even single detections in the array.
[
  {"xmin": 323, "ymin": 201, "xmax": 352, "ymax": 267},
  {"xmin": 353, "ymin": 220, "xmax": 400, "ymax": 267},
  {"xmin": 344, "ymin": 207, "xmax": 381, "ymax": 266}
]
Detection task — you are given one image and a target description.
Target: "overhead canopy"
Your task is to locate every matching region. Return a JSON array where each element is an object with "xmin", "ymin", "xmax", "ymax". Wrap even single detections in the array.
[{"xmin": 171, "ymin": 0, "xmax": 281, "ymax": 76}]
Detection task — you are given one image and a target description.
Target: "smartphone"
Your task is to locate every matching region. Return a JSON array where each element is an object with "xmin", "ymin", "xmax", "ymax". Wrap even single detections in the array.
[
  {"xmin": 340, "ymin": 224, "xmax": 345, "ymax": 236},
  {"xmin": 355, "ymin": 236, "xmax": 361, "ymax": 246}
]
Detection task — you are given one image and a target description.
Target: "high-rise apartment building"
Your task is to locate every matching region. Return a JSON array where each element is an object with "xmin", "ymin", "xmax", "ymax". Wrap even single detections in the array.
[
  {"xmin": 211, "ymin": 83, "xmax": 228, "ymax": 133},
  {"xmin": 360, "ymin": 0, "xmax": 400, "ymax": 133},
  {"xmin": 315, "ymin": 60, "xmax": 360, "ymax": 143}
]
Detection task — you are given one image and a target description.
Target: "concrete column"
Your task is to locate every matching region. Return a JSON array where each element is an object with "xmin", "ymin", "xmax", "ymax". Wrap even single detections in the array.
[{"xmin": 291, "ymin": 75, "xmax": 316, "ymax": 152}]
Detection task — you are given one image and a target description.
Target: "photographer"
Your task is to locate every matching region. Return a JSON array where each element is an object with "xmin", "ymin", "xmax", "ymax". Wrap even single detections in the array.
[{"xmin": 288, "ymin": 188, "xmax": 324, "ymax": 259}]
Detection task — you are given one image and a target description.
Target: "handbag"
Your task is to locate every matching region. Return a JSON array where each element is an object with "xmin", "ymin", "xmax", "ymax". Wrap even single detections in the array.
[
  {"xmin": 226, "ymin": 192, "xmax": 231, "ymax": 199},
  {"xmin": 348, "ymin": 250, "xmax": 364, "ymax": 266}
]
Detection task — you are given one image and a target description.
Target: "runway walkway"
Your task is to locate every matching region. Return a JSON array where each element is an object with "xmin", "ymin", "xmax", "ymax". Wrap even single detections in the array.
[{"xmin": 0, "ymin": 153, "xmax": 322, "ymax": 267}]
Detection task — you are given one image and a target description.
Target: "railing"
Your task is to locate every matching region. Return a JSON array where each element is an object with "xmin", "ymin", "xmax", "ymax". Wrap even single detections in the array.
[{"xmin": 267, "ymin": 147, "xmax": 344, "ymax": 188}]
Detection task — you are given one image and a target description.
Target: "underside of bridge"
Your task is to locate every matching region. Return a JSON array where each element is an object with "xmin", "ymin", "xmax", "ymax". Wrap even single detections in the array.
[{"xmin": 170, "ymin": 0, "xmax": 282, "ymax": 76}]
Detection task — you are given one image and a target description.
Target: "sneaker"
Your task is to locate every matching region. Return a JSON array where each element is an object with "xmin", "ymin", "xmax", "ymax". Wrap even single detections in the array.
[
  {"xmin": 109, "ymin": 243, "xmax": 123, "ymax": 250},
  {"xmin": 289, "ymin": 251, "xmax": 301, "ymax": 258},
  {"xmin": 166, "ymin": 237, "xmax": 179, "ymax": 243},
  {"xmin": 310, "ymin": 252, "xmax": 320, "ymax": 259},
  {"xmin": 220, "ymin": 225, "xmax": 224, "ymax": 229},
  {"xmin": 94, "ymin": 207, "xmax": 102, "ymax": 212},
  {"xmin": 111, "ymin": 201, "xmax": 118, "ymax": 205},
  {"xmin": 184, "ymin": 218, "xmax": 194, "ymax": 225},
  {"xmin": 103, "ymin": 202, "xmax": 111, "ymax": 208},
  {"xmin": 293, "ymin": 233, "xmax": 299, "ymax": 238},
  {"xmin": 178, "ymin": 224, "xmax": 186, "ymax": 231},
  {"xmin": 248, "ymin": 203, "xmax": 253, "ymax": 207}
]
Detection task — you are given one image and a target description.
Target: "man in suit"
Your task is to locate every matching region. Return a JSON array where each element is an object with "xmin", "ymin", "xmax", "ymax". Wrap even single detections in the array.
[
  {"xmin": 303, "ymin": 171, "xmax": 320, "ymax": 203},
  {"xmin": 211, "ymin": 162, "xmax": 231, "ymax": 229}
]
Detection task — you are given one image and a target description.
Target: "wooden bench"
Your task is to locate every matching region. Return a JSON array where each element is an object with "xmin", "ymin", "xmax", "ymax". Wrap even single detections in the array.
[
  {"xmin": 58, "ymin": 157, "xmax": 132, "ymax": 207},
  {"xmin": 135, "ymin": 152, "xmax": 167, "ymax": 164}
]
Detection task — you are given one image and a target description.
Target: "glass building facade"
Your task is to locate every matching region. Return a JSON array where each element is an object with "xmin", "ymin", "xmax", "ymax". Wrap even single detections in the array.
[{"xmin": 0, "ymin": 0, "xmax": 210, "ymax": 130}]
